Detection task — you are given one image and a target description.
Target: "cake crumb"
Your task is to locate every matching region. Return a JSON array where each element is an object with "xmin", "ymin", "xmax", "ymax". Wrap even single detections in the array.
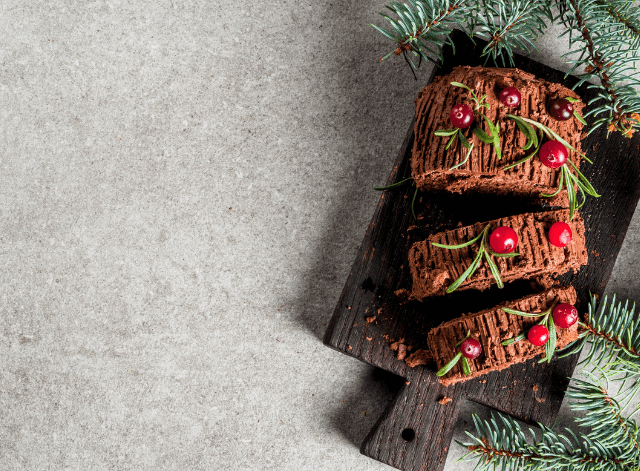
[
  {"xmin": 348, "ymin": 345, "xmax": 352, "ymax": 350},
  {"xmin": 438, "ymin": 397, "xmax": 452, "ymax": 405},
  {"xmin": 366, "ymin": 337, "xmax": 372, "ymax": 341},
  {"xmin": 532, "ymin": 384, "xmax": 539, "ymax": 392},
  {"xmin": 405, "ymin": 349, "xmax": 431, "ymax": 367},
  {"xmin": 405, "ymin": 381, "xmax": 411, "ymax": 385},
  {"xmin": 366, "ymin": 316, "xmax": 377, "ymax": 324}
]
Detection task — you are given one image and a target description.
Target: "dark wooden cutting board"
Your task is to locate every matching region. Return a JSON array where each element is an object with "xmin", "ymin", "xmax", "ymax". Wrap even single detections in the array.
[{"xmin": 323, "ymin": 31, "xmax": 640, "ymax": 471}]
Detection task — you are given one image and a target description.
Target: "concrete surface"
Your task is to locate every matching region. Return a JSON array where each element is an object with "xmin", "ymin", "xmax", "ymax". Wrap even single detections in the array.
[{"xmin": 1, "ymin": 2, "xmax": 639, "ymax": 470}]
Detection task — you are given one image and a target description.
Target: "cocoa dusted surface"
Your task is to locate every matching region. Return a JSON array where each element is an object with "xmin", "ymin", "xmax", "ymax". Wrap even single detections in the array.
[
  {"xmin": 412, "ymin": 66, "xmax": 585, "ymax": 202},
  {"xmin": 405, "ymin": 209, "xmax": 588, "ymax": 300},
  {"xmin": 425, "ymin": 286, "xmax": 578, "ymax": 386}
]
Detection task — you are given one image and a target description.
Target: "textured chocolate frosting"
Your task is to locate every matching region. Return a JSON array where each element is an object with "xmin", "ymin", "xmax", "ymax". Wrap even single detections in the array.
[
  {"xmin": 412, "ymin": 66, "xmax": 586, "ymax": 200},
  {"xmin": 406, "ymin": 209, "xmax": 588, "ymax": 300},
  {"xmin": 427, "ymin": 286, "xmax": 578, "ymax": 386}
]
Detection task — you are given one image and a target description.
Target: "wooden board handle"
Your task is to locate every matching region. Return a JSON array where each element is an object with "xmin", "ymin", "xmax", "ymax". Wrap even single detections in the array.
[{"xmin": 360, "ymin": 368, "xmax": 461, "ymax": 471}]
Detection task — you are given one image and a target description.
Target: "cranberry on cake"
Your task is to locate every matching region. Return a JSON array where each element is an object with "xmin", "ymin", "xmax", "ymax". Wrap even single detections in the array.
[
  {"xmin": 412, "ymin": 66, "xmax": 587, "ymax": 201},
  {"xmin": 403, "ymin": 209, "xmax": 587, "ymax": 301},
  {"xmin": 426, "ymin": 286, "xmax": 579, "ymax": 386}
]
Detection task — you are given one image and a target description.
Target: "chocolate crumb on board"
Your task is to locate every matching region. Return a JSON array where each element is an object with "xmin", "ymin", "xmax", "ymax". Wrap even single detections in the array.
[
  {"xmin": 366, "ymin": 316, "xmax": 377, "ymax": 324},
  {"xmin": 438, "ymin": 397, "xmax": 452, "ymax": 405}
]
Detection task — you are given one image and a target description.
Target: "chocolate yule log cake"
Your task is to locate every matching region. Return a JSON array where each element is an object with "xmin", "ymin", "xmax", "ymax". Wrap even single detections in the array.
[
  {"xmin": 427, "ymin": 286, "xmax": 578, "ymax": 386},
  {"xmin": 412, "ymin": 66, "xmax": 586, "ymax": 200},
  {"xmin": 405, "ymin": 209, "xmax": 587, "ymax": 301}
]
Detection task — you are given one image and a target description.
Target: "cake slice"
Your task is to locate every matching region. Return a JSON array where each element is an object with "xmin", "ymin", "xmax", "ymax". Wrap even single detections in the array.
[
  {"xmin": 412, "ymin": 66, "xmax": 585, "ymax": 200},
  {"xmin": 405, "ymin": 209, "xmax": 587, "ymax": 301},
  {"xmin": 427, "ymin": 286, "xmax": 578, "ymax": 386}
]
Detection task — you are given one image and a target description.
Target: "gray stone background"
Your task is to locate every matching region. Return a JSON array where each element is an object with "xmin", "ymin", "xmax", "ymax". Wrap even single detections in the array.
[{"xmin": 1, "ymin": 2, "xmax": 639, "ymax": 470}]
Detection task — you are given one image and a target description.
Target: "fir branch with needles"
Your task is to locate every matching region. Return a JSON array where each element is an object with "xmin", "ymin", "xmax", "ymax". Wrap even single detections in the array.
[
  {"xmin": 372, "ymin": 0, "xmax": 640, "ymax": 137},
  {"xmin": 556, "ymin": 0, "xmax": 640, "ymax": 136},
  {"xmin": 470, "ymin": 0, "xmax": 553, "ymax": 67}
]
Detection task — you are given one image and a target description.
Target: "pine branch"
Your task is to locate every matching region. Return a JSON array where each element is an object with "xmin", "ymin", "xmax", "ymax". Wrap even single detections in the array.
[
  {"xmin": 460, "ymin": 412, "xmax": 629, "ymax": 470},
  {"xmin": 471, "ymin": 0, "xmax": 553, "ymax": 67},
  {"xmin": 372, "ymin": 0, "xmax": 472, "ymax": 69},
  {"xmin": 595, "ymin": 0, "xmax": 640, "ymax": 47},
  {"xmin": 558, "ymin": 0, "xmax": 640, "ymax": 136},
  {"xmin": 558, "ymin": 294, "xmax": 640, "ymax": 376},
  {"xmin": 567, "ymin": 370, "xmax": 640, "ymax": 462}
]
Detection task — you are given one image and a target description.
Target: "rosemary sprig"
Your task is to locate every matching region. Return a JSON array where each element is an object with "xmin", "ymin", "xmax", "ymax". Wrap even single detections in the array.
[
  {"xmin": 503, "ymin": 114, "xmax": 599, "ymax": 218},
  {"xmin": 450, "ymin": 82, "xmax": 490, "ymax": 111},
  {"xmin": 436, "ymin": 330, "xmax": 473, "ymax": 377},
  {"xmin": 500, "ymin": 302, "xmax": 559, "ymax": 363},
  {"xmin": 431, "ymin": 223, "xmax": 518, "ymax": 294},
  {"xmin": 507, "ymin": 114, "xmax": 591, "ymax": 163},
  {"xmin": 374, "ymin": 177, "xmax": 419, "ymax": 219},
  {"xmin": 564, "ymin": 97, "xmax": 588, "ymax": 125},
  {"xmin": 501, "ymin": 129, "xmax": 543, "ymax": 170}
]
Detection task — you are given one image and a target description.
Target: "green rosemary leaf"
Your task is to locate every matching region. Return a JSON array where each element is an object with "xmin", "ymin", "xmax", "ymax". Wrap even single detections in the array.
[
  {"xmin": 431, "ymin": 225, "xmax": 486, "ymax": 249},
  {"xmin": 374, "ymin": 176, "xmax": 413, "ymax": 191},
  {"xmin": 481, "ymin": 114, "xmax": 501, "ymax": 160},
  {"xmin": 450, "ymin": 142, "xmax": 474, "ymax": 170},
  {"xmin": 540, "ymin": 169, "xmax": 564, "ymax": 198},
  {"xmin": 458, "ymin": 131, "xmax": 471, "ymax": 149},
  {"xmin": 540, "ymin": 316, "xmax": 557, "ymax": 364},
  {"xmin": 564, "ymin": 97, "xmax": 581, "ymax": 103},
  {"xmin": 446, "ymin": 246, "xmax": 484, "ymax": 294},
  {"xmin": 501, "ymin": 307, "xmax": 544, "ymax": 318},
  {"xmin": 445, "ymin": 131, "xmax": 458, "ymax": 150},
  {"xmin": 411, "ymin": 183, "xmax": 418, "ymax": 219},
  {"xmin": 484, "ymin": 251, "xmax": 504, "ymax": 288},
  {"xmin": 435, "ymin": 128, "xmax": 459, "ymax": 137},
  {"xmin": 507, "ymin": 115, "xmax": 537, "ymax": 150},
  {"xmin": 574, "ymin": 111, "xmax": 588, "ymax": 126},
  {"xmin": 455, "ymin": 330, "xmax": 472, "ymax": 348},
  {"xmin": 461, "ymin": 356, "xmax": 471, "ymax": 376},
  {"xmin": 450, "ymin": 81, "xmax": 471, "ymax": 91},
  {"xmin": 436, "ymin": 352, "xmax": 463, "ymax": 377},
  {"xmin": 502, "ymin": 332, "xmax": 526, "ymax": 346},
  {"xmin": 565, "ymin": 166, "xmax": 577, "ymax": 220},
  {"xmin": 501, "ymin": 133, "xmax": 542, "ymax": 170},
  {"xmin": 566, "ymin": 160, "xmax": 601, "ymax": 197},
  {"xmin": 472, "ymin": 125, "xmax": 494, "ymax": 144}
]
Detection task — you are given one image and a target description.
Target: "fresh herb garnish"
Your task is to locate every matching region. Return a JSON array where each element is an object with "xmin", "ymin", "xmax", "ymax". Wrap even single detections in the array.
[
  {"xmin": 500, "ymin": 302, "xmax": 559, "ymax": 364},
  {"xmin": 436, "ymin": 330, "xmax": 476, "ymax": 377},
  {"xmin": 374, "ymin": 177, "xmax": 419, "ymax": 219},
  {"xmin": 431, "ymin": 224, "xmax": 518, "ymax": 294}
]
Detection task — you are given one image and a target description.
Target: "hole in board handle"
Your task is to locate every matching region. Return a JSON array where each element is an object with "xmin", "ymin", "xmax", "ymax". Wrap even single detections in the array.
[{"xmin": 401, "ymin": 428, "xmax": 415, "ymax": 442}]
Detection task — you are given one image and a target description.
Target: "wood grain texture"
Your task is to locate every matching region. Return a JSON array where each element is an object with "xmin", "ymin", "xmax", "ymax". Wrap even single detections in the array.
[{"xmin": 323, "ymin": 31, "xmax": 640, "ymax": 471}]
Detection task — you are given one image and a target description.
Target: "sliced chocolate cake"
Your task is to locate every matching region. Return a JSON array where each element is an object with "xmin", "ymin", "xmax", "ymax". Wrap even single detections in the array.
[
  {"xmin": 427, "ymin": 286, "xmax": 578, "ymax": 386},
  {"xmin": 412, "ymin": 66, "xmax": 586, "ymax": 200},
  {"xmin": 405, "ymin": 209, "xmax": 587, "ymax": 300}
]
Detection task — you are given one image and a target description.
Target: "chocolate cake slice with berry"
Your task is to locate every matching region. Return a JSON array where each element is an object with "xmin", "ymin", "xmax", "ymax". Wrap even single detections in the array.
[
  {"xmin": 412, "ymin": 66, "xmax": 598, "ymax": 216},
  {"xmin": 404, "ymin": 208, "xmax": 587, "ymax": 301},
  {"xmin": 425, "ymin": 286, "xmax": 579, "ymax": 386}
]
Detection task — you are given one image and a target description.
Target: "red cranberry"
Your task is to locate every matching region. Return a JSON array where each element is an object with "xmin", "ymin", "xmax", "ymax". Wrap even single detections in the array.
[
  {"xmin": 549, "ymin": 98, "xmax": 574, "ymax": 121},
  {"xmin": 528, "ymin": 325, "xmax": 549, "ymax": 346},
  {"xmin": 539, "ymin": 141, "xmax": 568, "ymax": 169},
  {"xmin": 460, "ymin": 338, "xmax": 482, "ymax": 359},
  {"xmin": 499, "ymin": 87, "xmax": 521, "ymax": 107},
  {"xmin": 489, "ymin": 226, "xmax": 518, "ymax": 254},
  {"xmin": 549, "ymin": 221, "xmax": 572, "ymax": 247},
  {"xmin": 553, "ymin": 303, "xmax": 578, "ymax": 328},
  {"xmin": 450, "ymin": 104, "xmax": 474, "ymax": 129}
]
